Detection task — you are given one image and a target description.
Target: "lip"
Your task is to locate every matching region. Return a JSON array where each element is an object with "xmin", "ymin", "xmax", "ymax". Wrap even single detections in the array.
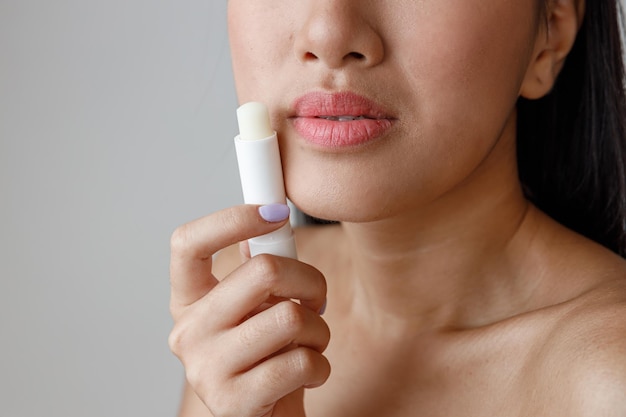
[{"xmin": 290, "ymin": 91, "xmax": 396, "ymax": 148}]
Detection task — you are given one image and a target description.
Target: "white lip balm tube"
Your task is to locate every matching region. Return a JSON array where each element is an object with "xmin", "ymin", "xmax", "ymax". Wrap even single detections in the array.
[{"xmin": 234, "ymin": 102, "xmax": 297, "ymax": 259}]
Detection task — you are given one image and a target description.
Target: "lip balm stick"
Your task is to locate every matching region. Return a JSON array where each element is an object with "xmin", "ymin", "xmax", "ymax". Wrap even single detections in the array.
[{"xmin": 234, "ymin": 102, "xmax": 297, "ymax": 259}]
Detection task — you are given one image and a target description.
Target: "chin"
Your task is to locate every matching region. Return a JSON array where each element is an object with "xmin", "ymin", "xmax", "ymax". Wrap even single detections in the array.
[
  {"xmin": 288, "ymin": 186, "xmax": 396, "ymax": 224},
  {"xmin": 282, "ymin": 151, "xmax": 423, "ymax": 224}
]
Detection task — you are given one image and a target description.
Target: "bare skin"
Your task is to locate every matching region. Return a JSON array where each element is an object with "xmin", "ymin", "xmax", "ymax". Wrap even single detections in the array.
[
  {"xmin": 174, "ymin": 207, "xmax": 626, "ymax": 417},
  {"xmin": 169, "ymin": 0, "xmax": 626, "ymax": 416},
  {"xmin": 298, "ymin": 216, "xmax": 626, "ymax": 417}
]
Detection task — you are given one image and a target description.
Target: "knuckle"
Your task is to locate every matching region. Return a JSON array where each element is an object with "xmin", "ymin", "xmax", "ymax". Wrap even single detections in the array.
[
  {"xmin": 274, "ymin": 301, "xmax": 306, "ymax": 334},
  {"xmin": 184, "ymin": 365, "xmax": 204, "ymax": 389},
  {"xmin": 250, "ymin": 254, "xmax": 283, "ymax": 285},
  {"xmin": 167, "ymin": 324, "xmax": 188, "ymax": 357},
  {"xmin": 170, "ymin": 224, "xmax": 193, "ymax": 255},
  {"xmin": 258, "ymin": 359, "xmax": 289, "ymax": 392},
  {"xmin": 291, "ymin": 347, "xmax": 318, "ymax": 377},
  {"xmin": 168, "ymin": 317, "xmax": 204, "ymax": 360},
  {"xmin": 185, "ymin": 365, "xmax": 219, "ymax": 398},
  {"xmin": 237, "ymin": 322, "xmax": 264, "ymax": 349}
]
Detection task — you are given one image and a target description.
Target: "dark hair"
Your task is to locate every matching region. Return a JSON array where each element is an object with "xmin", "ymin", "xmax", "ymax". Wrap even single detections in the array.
[{"xmin": 517, "ymin": 1, "xmax": 626, "ymax": 257}]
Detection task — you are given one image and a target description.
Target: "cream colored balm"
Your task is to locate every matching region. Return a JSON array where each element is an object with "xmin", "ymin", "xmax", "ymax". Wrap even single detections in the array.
[{"xmin": 234, "ymin": 102, "xmax": 297, "ymax": 259}]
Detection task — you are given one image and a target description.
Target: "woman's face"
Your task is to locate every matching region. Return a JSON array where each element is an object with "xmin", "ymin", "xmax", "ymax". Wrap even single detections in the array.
[{"xmin": 228, "ymin": 1, "xmax": 543, "ymax": 222}]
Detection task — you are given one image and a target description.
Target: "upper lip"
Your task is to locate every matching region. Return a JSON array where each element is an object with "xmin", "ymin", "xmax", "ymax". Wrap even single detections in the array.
[{"xmin": 290, "ymin": 91, "xmax": 395, "ymax": 120}]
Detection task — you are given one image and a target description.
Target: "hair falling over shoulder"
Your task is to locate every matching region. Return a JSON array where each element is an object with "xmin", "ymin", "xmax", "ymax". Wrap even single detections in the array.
[{"xmin": 517, "ymin": 0, "xmax": 626, "ymax": 257}]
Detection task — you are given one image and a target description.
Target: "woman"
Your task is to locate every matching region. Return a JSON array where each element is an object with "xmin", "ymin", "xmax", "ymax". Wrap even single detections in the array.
[{"xmin": 169, "ymin": 1, "xmax": 626, "ymax": 416}]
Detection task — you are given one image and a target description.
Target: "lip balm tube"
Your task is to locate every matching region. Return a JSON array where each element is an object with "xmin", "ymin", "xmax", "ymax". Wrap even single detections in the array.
[{"xmin": 234, "ymin": 102, "xmax": 297, "ymax": 259}]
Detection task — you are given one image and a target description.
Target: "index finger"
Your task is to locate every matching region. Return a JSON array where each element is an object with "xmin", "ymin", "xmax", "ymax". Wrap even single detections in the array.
[{"xmin": 169, "ymin": 204, "xmax": 290, "ymax": 311}]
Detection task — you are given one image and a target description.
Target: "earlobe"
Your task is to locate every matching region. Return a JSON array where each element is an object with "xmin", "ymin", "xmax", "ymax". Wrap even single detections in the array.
[
  {"xmin": 520, "ymin": 49, "xmax": 558, "ymax": 100},
  {"xmin": 519, "ymin": 0, "xmax": 585, "ymax": 100}
]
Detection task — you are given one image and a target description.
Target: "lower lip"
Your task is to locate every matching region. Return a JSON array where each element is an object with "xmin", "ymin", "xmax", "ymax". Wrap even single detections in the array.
[{"xmin": 292, "ymin": 117, "xmax": 394, "ymax": 148}]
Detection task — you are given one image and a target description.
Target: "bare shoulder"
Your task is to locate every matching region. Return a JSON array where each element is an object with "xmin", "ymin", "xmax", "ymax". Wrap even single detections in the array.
[{"xmin": 532, "ymin": 275, "xmax": 626, "ymax": 415}]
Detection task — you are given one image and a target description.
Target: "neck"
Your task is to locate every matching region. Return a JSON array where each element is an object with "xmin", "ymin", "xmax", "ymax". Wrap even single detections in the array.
[{"xmin": 338, "ymin": 139, "xmax": 540, "ymax": 332}]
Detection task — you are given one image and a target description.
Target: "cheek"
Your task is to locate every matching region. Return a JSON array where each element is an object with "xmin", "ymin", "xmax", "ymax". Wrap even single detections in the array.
[
  {"xmin": 392, "ymin": 4, "xmax": 537, "ymax": 173},
  {"xmin": 397, "ymin": 2, "xmax": 537, "ymax": 117},
  {"xmin": 227, "ymin": 2, "xmax": 294, "ymax": 103}
]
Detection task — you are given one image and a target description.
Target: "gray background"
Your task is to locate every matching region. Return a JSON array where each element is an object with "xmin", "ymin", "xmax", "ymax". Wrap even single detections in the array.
[
  {"xmin": 1, "ymin": 2, "xmax": 624, "ymax": 417},
  {"xmin": 1, "ymin": 1, "xmax": 239, "ymax": 416}
]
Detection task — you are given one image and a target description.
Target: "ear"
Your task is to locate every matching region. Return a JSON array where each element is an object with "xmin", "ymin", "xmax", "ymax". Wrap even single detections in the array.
[{"xmin": 519, "ymin": 0, "xmax": 585, "ymax": 100}]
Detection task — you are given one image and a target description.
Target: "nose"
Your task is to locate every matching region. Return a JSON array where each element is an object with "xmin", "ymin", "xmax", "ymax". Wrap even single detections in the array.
[{"xmin": 294, "ymin": 2, "xmax": 385, "ymax": 69}]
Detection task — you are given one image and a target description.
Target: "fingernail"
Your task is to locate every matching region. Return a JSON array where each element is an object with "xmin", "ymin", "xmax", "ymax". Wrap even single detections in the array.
[
  {"xmin": 258, "ymin": 203, "xmax": 290, "ymax": 223},
  {"xmin": 319, "ymin": 298, "xmax": 327, "ymax": 315}
]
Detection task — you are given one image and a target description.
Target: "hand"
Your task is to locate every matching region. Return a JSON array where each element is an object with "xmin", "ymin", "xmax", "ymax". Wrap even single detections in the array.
[{"xmin": 168, "ymin": 204, "xmax": 331, "ymax": 417}]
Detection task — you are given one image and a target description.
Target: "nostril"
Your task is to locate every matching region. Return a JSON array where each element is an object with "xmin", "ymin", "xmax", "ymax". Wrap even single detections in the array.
[
  {"xmin": 304, "ymin": 51, "xmax": 318, "ymax": 60},
  {"xmin": 347, "ymin": 52, "xmax": 365, "ymax": 60}
]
